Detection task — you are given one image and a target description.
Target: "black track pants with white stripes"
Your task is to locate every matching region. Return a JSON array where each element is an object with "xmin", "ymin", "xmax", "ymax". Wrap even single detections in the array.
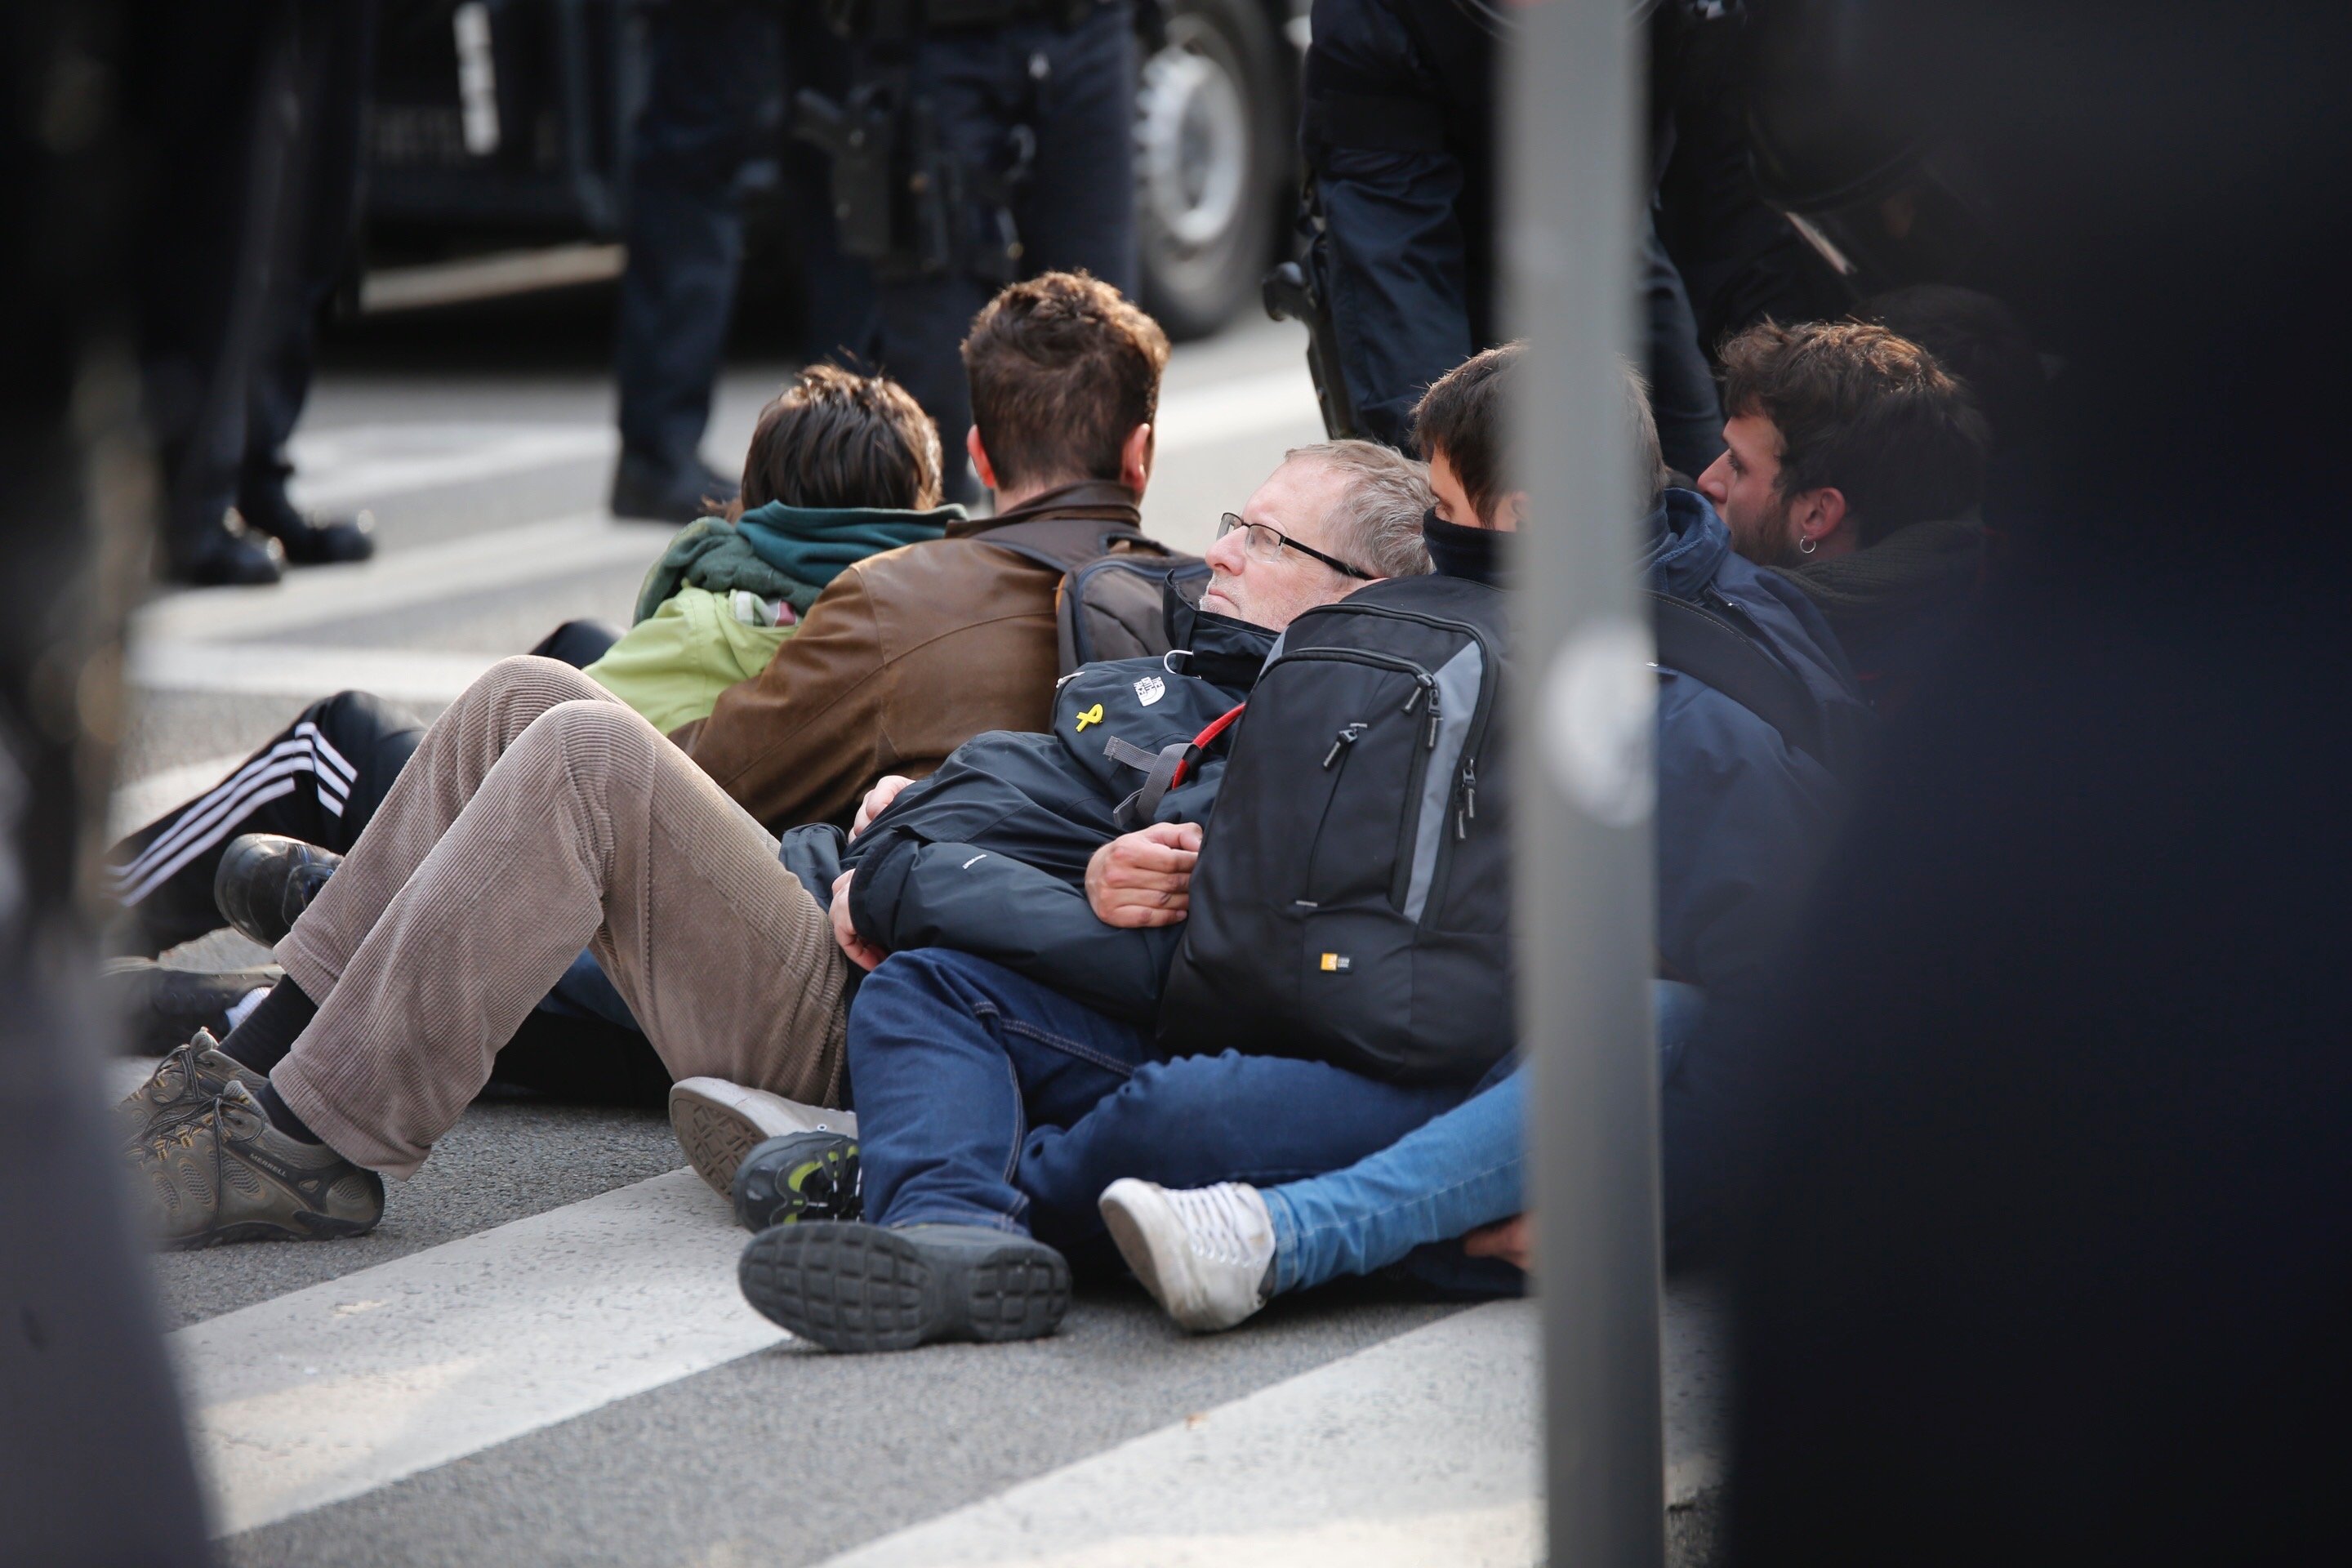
[{"xmin": 107, "ymin": 690, "xmax": 424, "ymax": 956}]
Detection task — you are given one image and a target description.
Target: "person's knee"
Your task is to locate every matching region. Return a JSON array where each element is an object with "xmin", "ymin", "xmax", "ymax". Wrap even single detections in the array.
[{"xmin": 310, "ymin": 688, "xmax": 422, "ymax": 746}]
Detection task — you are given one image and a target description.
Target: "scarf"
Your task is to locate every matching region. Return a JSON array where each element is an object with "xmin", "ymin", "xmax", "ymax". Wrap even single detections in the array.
[
  {"xmin": 633, "ymin": 500, "xmax": 965, "ymax": 626},
  {"xmin": 1423, "ymin": 510, "xmax": 1505, "ymax": 585},
  {"xmin": 1771, "ymin": 516, "xmax": 1985, "ymax": 658}
]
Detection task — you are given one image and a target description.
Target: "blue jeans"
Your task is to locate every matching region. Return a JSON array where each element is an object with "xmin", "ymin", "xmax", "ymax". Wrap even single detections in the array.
[
  {"xmin": 847, "ymin": 950, "xmax": 1465, "ymax": 1252},
  {"xmin": 1263, "ymin": 979, "xmax": 1708, "ymax": 1294}
]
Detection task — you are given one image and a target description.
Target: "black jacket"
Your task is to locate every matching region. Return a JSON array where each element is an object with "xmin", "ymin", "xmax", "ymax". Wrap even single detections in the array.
[{"xmin": 778, "ymin": 591, "xmax": 1276, "ymax": 1024}]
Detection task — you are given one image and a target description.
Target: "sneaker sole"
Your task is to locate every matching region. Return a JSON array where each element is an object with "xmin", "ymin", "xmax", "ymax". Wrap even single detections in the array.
[
  {"xmin": 669, "ymin": 1080, "xmax": 853, "ymax": 1199},
  {"xmin": 160, "ymin": 1209, "xmax": 379, "ymax": 1251},
  {"xmin": 737, "ymin": 1224, "xmax": 1069, "ymax": 1354}
]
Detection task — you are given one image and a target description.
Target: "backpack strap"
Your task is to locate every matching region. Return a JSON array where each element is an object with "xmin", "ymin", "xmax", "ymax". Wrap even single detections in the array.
[
  {"xmin": 1108, "ymin": 702, "xmax": 1247, "ymax": 831},
  {"xmin": 1646, "ymin": 590, "xmax": 1832, "ymax": 767}
]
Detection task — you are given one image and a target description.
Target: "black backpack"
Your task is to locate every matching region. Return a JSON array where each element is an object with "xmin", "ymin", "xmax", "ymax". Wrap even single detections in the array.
[
  {"xmin": 1157, "ymin": 575, "xmax": 1512, "ymax": 1085},
  {"xmin": 981, "ymin": 518, "xmax": 1209, "ymax": 675}
]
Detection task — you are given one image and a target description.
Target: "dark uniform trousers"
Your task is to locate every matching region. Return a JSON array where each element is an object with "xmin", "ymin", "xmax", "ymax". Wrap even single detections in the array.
[
  {"xmin": 615, "ymin": 0, "xmax": 874, "ymax": 478},
  {"xmin": 1305, "ymin": 0, "xmax": 1722, "ymax": 471},
  {"xmin": 871, "ymin": 1, "xmax": 1140, "ymax": 497}
]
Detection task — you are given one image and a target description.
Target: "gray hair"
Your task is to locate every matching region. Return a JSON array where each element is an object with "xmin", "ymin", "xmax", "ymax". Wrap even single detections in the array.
[
  {"xmin": 1618, "ymin": 355, "xmax": 1670, "ymax": 506},
  {"xmin": 1285, "ymin": 439, "xmax": 1435, "ymax": 578}
]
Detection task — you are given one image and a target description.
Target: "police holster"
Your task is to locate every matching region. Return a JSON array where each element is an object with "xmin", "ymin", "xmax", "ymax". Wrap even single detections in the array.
[{"xmin": 793, "ymin": 0, "xmax": 1086, "ymax": 279}]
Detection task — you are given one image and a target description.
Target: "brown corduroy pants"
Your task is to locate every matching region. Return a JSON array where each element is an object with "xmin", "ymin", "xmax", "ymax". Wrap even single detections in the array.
[{"xmin": 272, "ymin": 657, "xmax": 850, "ymax": 1177}]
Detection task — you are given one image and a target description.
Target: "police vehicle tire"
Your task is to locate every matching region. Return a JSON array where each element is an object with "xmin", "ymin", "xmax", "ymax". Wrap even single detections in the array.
[{"xmin": 1135, "ymin": 0, "xmax": 1290, "ymax": 339}]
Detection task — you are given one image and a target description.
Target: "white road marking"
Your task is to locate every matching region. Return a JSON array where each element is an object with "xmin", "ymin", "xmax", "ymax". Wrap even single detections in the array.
[
  {"xmin": 286, "ymin": 424, "xmax": 617, "ymax": 512},
  {"xmin": 130, "ymin": 511, "xmax": 660, "ymax": 646},
  {"xmin": 127, "ymin": 643, "xmax": 503, "ymax": 705},
  {"xmin": 817, "ymin": 1300, "xmax": 1545, "ymax": 1568},
  {"xmin": 172, "ymin": 1168, "xmax": 779, "ymax": 1538}
]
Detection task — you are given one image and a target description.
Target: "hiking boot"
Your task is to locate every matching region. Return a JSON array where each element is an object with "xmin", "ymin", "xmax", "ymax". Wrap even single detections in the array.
[
  {"xmin": 1098, "ymin": 1178, "xmax": 1276, "ymax": 1333},
  {"xmin": 132, "ymin": 1081, "xmax": 383, "ymax": 1249},
  {"xmin": 236, "ymin": 493, "xmax": 376, "ymax": 565},
  {"xmin": 101, "ymin": 958, "xmax": 283, "ymax": 1055},
  {"xmin": 213, "ymin": 834, "xmax": 342, "ymax": 947},
  {"xmin": 609, "ymin": 453, "xmax": 736, "ymax": 524},
  {"xmin": 733, "ymin": 1129, "xmax": 860, "ymax": 1232},
  {"xmin": 668, "ymin": 1076, "xmax": 857, "ymax": 1198},
  {"xmin": 737, "ymin": 1222, "xmax": 1069, "ymax": 1354},
  {"xmin": 115, "ymin": 1029, "xmax": 266, "ymax": 1146}
]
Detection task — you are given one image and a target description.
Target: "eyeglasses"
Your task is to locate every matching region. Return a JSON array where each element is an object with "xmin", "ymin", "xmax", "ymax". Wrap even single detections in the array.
[{"xmin": 1215, "ymin": 514, "xmax": 1374, "ymax": 580}]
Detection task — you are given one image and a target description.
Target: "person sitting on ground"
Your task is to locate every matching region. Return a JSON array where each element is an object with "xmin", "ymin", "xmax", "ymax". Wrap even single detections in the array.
[
  {"xmin": 105, "ymin": 274, "xmax": 1176, "ymax": 1070},
  {"xmin": 105, "ymin": 363, "xmax": 958, "ymax": 964},
  {"xmin": 108, "ymin": 440, "xmax": 1383, "ymax": 1254},
  {"xmin": 1699, "ymin": 318, "xmax": 1993, "ymax": 715},
  {"xmin": 580, "ymin": 365, "xmax": 961, "ymax": 734},
  {"xmin": 1103, "ymin": 328, "xmax": 1991, "ymax": 1334},
  {"xmin": 719, "ymin": 442, "xmax": 1437, "ymax": 1352}
]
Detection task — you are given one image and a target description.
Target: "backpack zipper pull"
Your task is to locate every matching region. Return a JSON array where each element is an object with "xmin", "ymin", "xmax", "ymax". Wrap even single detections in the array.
[
  {"xmin": 1322, "ymin": 722, "xmax": 1368, "ymax": 768},
  {"xmin": 1463, "ymin": 758, "xmax": 1477, "ymax": 820},
  {"xmin": 1425, "ymin": 697, "xmax": 1441, "ymax": 750}
]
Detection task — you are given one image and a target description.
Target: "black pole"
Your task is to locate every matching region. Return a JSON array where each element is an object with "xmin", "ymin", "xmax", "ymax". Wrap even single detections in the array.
[{"xmin": 0, "ymin": 2, "xmax": 212, "ymax": 1556}]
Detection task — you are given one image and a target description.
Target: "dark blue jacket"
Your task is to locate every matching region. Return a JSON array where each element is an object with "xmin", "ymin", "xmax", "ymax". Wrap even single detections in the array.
[
  {"xmin": 1647, "ymin": 488, "xmax": 1868, "ymax": 1009},
  {"xmin": 778, "ymin": 596, "xmax": 1275, "ymax": 1024}
]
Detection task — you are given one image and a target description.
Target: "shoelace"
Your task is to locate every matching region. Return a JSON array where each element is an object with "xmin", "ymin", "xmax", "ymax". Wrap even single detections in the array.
[{"xmin": 1167, "ymin": 1183, "xmax": 1266, "ymax": 1267}]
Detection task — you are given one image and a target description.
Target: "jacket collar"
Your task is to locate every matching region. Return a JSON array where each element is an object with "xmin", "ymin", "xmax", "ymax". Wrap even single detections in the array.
[
  {"xmin": 1162, "ymin": 580, "xmax": 1279, "ymax": 694},
  {"xmin": 1640, "ymin": 487, "xmax": 1733, "ymax": 599},
  {"xmin": 952, "ymin": 479, "xmax": 1143, "ymax": 539}
]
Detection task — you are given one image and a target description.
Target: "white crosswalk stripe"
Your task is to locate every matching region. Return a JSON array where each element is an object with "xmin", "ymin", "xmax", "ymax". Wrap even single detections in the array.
[{"xmin": 172, "ymin": 1169, "xmax": 779, "ymax": 1537}]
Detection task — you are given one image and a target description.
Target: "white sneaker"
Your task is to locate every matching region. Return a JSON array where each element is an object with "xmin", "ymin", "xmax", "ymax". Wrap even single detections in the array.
[
  {"xmin": 668, "ymin": 1077, "xmax": 857, "ymax": 1197},
  {"xmin": 1098, "ymin": 1178, "xmax": 1277, "ymax": 1333}
]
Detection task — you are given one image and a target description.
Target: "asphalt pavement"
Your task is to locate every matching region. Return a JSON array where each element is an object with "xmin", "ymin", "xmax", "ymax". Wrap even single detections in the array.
[{"xmin": 107, "ymin": 295, "xmax": 1722, "ymax": 1566}]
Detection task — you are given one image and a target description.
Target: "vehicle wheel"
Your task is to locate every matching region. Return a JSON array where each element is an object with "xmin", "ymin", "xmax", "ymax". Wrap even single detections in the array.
[{"xmin": 1134, "ymin": 0, "xmax": 1290, "ymax": 340}]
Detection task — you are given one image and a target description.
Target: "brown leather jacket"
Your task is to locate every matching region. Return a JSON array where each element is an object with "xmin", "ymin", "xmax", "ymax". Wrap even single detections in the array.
[{"xmin": 669, "ymin": 480, "xmax": 1165, "ymax": 830}]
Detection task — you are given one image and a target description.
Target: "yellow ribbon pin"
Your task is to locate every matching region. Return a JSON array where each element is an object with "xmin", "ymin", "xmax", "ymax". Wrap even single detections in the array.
[{"xmin": 1074, "ymin": 703, "xmax": 1105, "ymax": 732}]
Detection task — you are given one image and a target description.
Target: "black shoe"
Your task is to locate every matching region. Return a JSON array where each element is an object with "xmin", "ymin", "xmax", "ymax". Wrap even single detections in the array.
[
  {"xmin": 737, "ymin": 1222, "xmax": 1070, "ymax": 1354},
  {"xmin": 238, "ymin": 492, "xmax": 376, "ymax": 565},
  {"xmin": 733, "ymin": 1130, "xmax": 861, "ymax": 1232},
  {"xmin": 100, "ymin": 958, "xmax": 283, "ymax": 1054},
  {"xmin": 609, "ymin": 453, "xmax": 737, "ymax": 523},
  {"xmin": 213, "ymin": 835, "xmax": 343, "ymax": 947},
  {"xmin": 170, "ymin": 525, "xmax": 283, "ymax": 586}
]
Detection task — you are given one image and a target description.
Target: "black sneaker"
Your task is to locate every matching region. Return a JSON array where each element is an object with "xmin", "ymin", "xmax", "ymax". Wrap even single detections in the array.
[
  {"xmin": 732, "ymin": 1129, "xmax": 860, "ymax": 1232},
  {"xmin": 214, "ymin": 835, "xmax": 342, "ymax": 947},
  {"xmin": 237, "ymin": 493, "xmax": 376, "ymax": 565},
  {"xmin": 737, "ymin": 1222, "xmax": 1070, "ymax": 1354},
  {"xmin": 609, "ymin": 453, "xmax": 737, "ymax": 524},
  {"xmin": 101, "ymin": 957, "xmax": 283, "ymax": 1054}
]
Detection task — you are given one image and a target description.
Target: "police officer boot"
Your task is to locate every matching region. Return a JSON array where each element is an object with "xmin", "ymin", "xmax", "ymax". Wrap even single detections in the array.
[
  {"xmin": 609, "ymin": 451, "xmax": 737, "ymax": 524},
  {"xmin": 238, "ymin": 489, "xmax": 376, "ymax": 565},
  {"xmin": 170, "ymin": 522, "xmax": 283, "ymax": 587}
]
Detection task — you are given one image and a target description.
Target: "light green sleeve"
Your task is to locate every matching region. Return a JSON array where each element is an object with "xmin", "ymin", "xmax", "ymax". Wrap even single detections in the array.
[{"xmin": 579, "ymin": 587, "xmax": 794, "ymax": 734}]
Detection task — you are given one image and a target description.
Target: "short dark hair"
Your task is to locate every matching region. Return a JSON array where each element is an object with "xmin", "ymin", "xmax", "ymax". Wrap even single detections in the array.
[
  {"xmin": 1413, "ymin": 343, "xmax": 1521, "ymax": 525},
  {"xmin": 1717, "ymin": 319, "xmax": 1990, "ymax": 546},
  {"xmin": 960, "ymin": 271, "xmax": 1172, "ymax": 492},
  {"xmin": 1857, "ymin": 284, "xmax": 2046, "ymax": 454},
  {"xmin": 1414, "ymin": 342, "xmax": 1668, "ymax": 520},
  {"xmin": 738, "ymin": 364, "xmax": 942, "ymax": 513}
]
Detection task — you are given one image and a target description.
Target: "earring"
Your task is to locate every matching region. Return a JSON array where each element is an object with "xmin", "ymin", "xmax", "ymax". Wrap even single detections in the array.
[{"xmin": 1798, "ymin": 535, "xmax": 1817, "ymax": 555}]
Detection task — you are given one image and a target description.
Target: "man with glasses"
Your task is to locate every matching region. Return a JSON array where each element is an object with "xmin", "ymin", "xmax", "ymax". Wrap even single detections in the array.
[{"xmin": 719, "ymin": 441, "xmax": 1433, "ymax": 1352}]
